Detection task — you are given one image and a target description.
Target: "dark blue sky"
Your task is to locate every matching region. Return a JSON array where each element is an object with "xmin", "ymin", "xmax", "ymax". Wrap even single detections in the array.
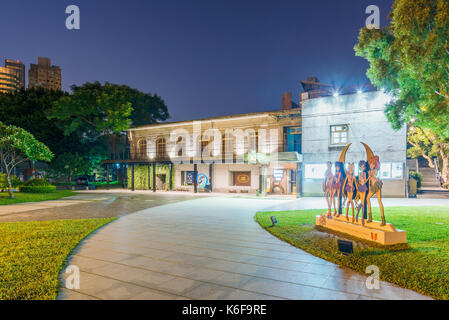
[{"xmin": 1, "ymin": 0, "xmax": 394, "ymax": 122}]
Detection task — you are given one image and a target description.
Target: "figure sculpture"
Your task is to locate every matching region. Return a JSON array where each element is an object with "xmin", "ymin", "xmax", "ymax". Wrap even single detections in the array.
[
  {"xmin": 362, "ymin": 142, "xmax": 386, "ymax": 226},
  {"xmin": 323, "ymin": 161, "xmax": 334, "ymax": 218},
  {"xmin": 333, "ymin": 144, "xmax": 350, "ymax": 217},
  {"xmin": 342, "ymin": 163, "xmax": 357, "ymax": 222},
  {"xmin": 355, "ymin": 160, "xmax": 369, "ymax": 225}
]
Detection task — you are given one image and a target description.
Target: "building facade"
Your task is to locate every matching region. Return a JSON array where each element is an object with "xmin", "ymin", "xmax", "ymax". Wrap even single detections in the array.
[
  {"xmin": 103, "ymin": 88, "xmax": 407, "ymax": 198},
  {"xmin": 301, "ymin": 90, "xmax": 407, "ymax": 197},
  {"xmin": 0, "ymin": 66, "xmax": 21, "ymax": 94},
  {"xmin": 28, "ymin": 57, "xmax": 61, "ymax": 90},
  {"xmin": 5, "ymin": 59, "xmax": 25, "ymax": 89}
]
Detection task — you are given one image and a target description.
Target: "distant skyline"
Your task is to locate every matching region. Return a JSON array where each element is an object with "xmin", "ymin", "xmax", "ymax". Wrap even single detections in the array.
[{"xmin": 1, "ymin": 0, "xmax": 394, "ymax": 122}]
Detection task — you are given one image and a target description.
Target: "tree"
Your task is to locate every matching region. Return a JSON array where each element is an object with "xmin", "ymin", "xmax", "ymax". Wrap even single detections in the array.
[
  {"xmin": 0, "ymin": 88, "xmax": 77, "ymax": 157},
  {"xmin": 0, "ymin": 122, "xmax": 53, "ymax": 198},
  {"xmin": 47, "ymin": 81, "xmax": 170, "ymax": 159},
  {"xmin": 407, "ymin": 126, "xmax": 439, "ymax": 168},
  {"xmin": 354, "ymin": 0, "xmax": 449, "ymax": 183},
  {"xmin": 49, "ymin": 152, "xmax": 91, "ymax": 184}
]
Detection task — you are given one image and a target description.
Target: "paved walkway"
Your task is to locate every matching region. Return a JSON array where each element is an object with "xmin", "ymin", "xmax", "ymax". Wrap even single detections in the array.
[{"xmin": 58, "ymin": 196, "xmax": 433, "ymax": 300}]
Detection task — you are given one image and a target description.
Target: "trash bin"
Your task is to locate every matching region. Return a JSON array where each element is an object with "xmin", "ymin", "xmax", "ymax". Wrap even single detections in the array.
[{"xmin": 409, "ymin": 178, "xmax": 417, "ymax": 198}]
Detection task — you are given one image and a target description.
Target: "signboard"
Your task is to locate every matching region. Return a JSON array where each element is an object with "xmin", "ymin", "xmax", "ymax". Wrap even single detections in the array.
[
  {"xmin": 197, "ymin": 173, "xmax": 208, "ymax": 188},
  {"xmin": 233, "ymin": 172, "xmax": 251, "ymax": 186}
]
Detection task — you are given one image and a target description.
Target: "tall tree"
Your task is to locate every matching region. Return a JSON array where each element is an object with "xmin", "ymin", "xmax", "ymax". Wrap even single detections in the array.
[
  {"xmin": 0, "ymin": 122, "xmax": 53, "ymax": 198},
  {"xmin": 354, "ymin": 0, "xmax": 449, "ymax": 184},
  {"xmin": 47, "ymin": 81, "xmax": 170, "ymax": 157},
  {"xmin": 0, "ymin": 88, "xmax": 104, "ymax": 179}
]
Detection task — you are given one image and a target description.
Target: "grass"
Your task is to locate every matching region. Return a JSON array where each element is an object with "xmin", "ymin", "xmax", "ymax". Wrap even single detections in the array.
[
  {"xmin": 255, "ymin": 206, "xmax": 449, "ymax": 300},
  {"xmin": 0, "ymin": 190, "xmax": 76, "ymax": 205},
  {"xmin": 0, "ymin": 218, "xmax": 116, "ymax": 300}
]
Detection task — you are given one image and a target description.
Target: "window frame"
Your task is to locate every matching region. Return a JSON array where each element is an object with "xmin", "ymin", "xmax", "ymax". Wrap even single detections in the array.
[{"xmin": 330, "ymin": 124, "xmax": 349, "ymax": 146}]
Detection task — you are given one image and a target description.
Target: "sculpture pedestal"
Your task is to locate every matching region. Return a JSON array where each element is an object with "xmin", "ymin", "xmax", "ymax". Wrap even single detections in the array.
[{"xmin": 316, "ymin": 214, "xmax": 407, "ymax": 245}]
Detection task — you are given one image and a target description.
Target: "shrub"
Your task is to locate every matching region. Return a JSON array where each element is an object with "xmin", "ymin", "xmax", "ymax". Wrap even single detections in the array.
[
  {"xmin": 0, "ymin": 173, "xmax": 23, "ymax": 191},
  {"xmin": 19, "ymin": 179, "xmax": 56, "ymax": 193},
  {"xmin": 409, "ymin": 171, "xmax": 422, "ymax": 188}
]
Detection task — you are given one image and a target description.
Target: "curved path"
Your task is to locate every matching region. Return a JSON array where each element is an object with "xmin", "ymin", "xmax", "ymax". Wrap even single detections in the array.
[{"xmin": 58, "ymin": 196, "xmax": 431, "ymax": 300}]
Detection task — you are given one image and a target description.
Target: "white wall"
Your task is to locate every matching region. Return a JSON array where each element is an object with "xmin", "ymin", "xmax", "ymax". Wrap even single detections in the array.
[{"xmin": 301, "ymin": 91, "xmax": 407, "ymax": 197}]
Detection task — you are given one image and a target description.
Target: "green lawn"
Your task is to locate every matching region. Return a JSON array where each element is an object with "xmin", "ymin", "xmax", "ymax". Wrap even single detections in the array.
[
  {"xmin": 0, "ymin": 190, "xmax": 76, "ymax": 205},
  {"xmin": 255, "ymin": 206, "xmax": 449, "ymax": 300},
  {"xmin": 0, "ymin": 218, "xmax": 115, "ymax": 300}
]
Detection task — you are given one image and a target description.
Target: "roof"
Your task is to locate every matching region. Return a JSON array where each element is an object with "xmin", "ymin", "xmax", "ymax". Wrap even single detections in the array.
[{"xmin": 129, "ymin": 109, "xmax": 299, "ymax": 131}]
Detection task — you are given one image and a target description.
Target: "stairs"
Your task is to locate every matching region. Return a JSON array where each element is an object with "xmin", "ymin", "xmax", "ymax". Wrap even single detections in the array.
[
  {"xmin": 420, "ymin": 167, "xmax": 441, "ymax": 189},
  {"xmin": 418, "ymin": 167, "xmax": 449, "ymax": 198}
]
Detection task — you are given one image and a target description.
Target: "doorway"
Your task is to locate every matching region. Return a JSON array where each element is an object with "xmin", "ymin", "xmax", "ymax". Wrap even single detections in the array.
[{"xmin": 156, "ymin": 174, "xmax": 166, "ymax": 190}]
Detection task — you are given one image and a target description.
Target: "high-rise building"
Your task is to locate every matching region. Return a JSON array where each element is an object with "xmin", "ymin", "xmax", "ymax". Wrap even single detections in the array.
[
  {"xmin": 0, "ymin": 65, "xmax": 21, "ymax": 94},
  {"xmin": 5, "ymin": 59, "xmax": 25, "ymax": 89},
  {"xmin": 28, "ymin": 57, "xmax": 61, "ymax": 90}
]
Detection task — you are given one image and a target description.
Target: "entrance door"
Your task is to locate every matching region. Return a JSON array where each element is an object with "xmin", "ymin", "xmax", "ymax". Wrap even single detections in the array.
[{"xmin": 156, "ymin": 174, "xmax": 166, "ymax": 190}]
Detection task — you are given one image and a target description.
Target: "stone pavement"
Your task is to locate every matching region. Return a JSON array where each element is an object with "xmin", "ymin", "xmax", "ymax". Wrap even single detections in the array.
[{"xmin": 58, "ymin": 196, "xmax": 434, "ymax": 300}]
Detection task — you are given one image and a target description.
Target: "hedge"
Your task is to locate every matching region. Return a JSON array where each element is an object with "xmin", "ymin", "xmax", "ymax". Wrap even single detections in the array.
[{"xmin": 19, "ymin": 179, "xmax": 57, "ymax": 193}]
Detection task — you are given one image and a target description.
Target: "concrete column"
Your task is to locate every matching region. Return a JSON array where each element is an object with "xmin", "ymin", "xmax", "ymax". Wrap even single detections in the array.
[
  {"xmin": 260, "ymin": 166, "xmax": 267, "ymax": 196},
  {"xmin": 296, "ymin": 163, "xmax": 301, "ymax": 198},
  {"xmin": 209, "ymin": 163, "xmax": 213, "ymax": 192},
  {"xmin": 194, "ymin": 163, "xmax": 198, "ymax": 193},
  {"xmin": 169, "ymin": 163, "xmax": 173, "ymax": 191}
]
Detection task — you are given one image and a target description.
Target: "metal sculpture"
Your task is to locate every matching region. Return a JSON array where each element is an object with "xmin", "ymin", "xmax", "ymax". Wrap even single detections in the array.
[
  {"xmin": 355, "ymin": 160, "xmax": 369, "ymax": 225},
  {"xmin": 323, "ymin": 142, "xmax": 386, "ymax": 226},
  {"xmin": 362, "ymin": 142, "xmax": 386, "ymax": 226},
  {"xmin": 323, "ymin": 161, "xmax": 334, "ymax": 218},
  {"xmin": 333, "ymin": 144, "xmax": 350, "ymax": 217},
  {"xmin": 342, "ymin": 163, "xmax": 357, "ymax": 222}
]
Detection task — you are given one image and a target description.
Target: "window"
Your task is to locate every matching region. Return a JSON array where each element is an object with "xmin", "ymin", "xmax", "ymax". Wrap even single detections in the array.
[
  {"xmin": 137, "ymin": 139, "xmax": 147, "ymax": 158},
  {"xmin": 156, "ymin": 138, "xmax": 166, "ymax": 157},
  {"xmin": 181, "ymin": 171, "xmax": 195, "ymax": 186},
  {"xmin": 379, "ymin": 162, "xmax": 404, "ymax": 179},
  {"xmin": 232, "ymin": 171, "xmax": 251, "ymax": 186},
  {"xmin": 284, "ymin": 126, "xmax": 302, "ymax": 153},
  {"xmin": 304, "ymin": 164, "xmax": 328, "ymax": 179},
  {"xmin": 330, "ymin": 125, "xmax": 349, "ymax": 145}
]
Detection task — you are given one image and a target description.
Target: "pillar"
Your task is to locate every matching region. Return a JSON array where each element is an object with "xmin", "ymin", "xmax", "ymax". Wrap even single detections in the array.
[
  {"xmin": 260, "ymin": 166, "xmax": 267, "ymax": 196},
  {"xmin": 209, "ymin": 163, "xmax": 213, "ymax": 192},
  {"xmin": 169, "ymin": 163, "xmax": 173, "ymax": 191},
  {"xmin": 296, "ymin": 163, "xmax": 301, "ymax": 198},
  {"xmin": 193, "ymin": 163, "xmax": 198, "ymax": 193}
]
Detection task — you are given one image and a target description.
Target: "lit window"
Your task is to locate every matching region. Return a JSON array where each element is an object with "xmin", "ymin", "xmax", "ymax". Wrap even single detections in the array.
[
  {"xmin": 304, "ymin": 164, "xmax": 328, "ymax": 179},
  {"xmin": 330, "ymin": 125, "xmax": 349, "ymax": 145}
]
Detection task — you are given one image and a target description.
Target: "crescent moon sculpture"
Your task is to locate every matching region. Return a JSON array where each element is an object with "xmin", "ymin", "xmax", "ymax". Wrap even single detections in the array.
[
  {"xmin": 361, "ymin": 142, "xmax": 374, "ymax": 161},
  {"xmin": 338, "ymin": 143, "xmax": 352, "ymax": 163}
]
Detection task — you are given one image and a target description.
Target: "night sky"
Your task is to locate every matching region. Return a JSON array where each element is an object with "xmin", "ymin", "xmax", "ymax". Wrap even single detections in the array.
[{"xmin": 1, "ymin": 0, "xmax": 394, "ymax": 122}]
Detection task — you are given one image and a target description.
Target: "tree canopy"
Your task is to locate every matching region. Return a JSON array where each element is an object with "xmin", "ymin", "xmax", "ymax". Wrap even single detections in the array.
[
  {"xmin": 355, "ymin": 0, "xmax": 449, "ymax": 183},
  {"xmin": 0, "ymin": 122, "xmax": 53, "ymax": 198},
  {"xmin": 47, "ymin": 81, "xmax": 170, "ymax": 140}
]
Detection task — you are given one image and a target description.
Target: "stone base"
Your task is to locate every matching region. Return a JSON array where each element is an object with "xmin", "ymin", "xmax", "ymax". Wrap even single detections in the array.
[{"xmin": 316, "ymin": 214, "xmax": 407, "ymax": 245}]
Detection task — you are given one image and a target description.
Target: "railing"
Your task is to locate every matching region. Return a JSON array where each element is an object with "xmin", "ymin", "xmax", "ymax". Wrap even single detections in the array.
[{"xmin": 434, "ymin": 157, "xmax": 444, "ymax": 186}]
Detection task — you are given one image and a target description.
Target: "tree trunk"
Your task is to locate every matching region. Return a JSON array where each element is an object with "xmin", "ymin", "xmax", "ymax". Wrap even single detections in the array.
[
  {"xmin": 423, "ymin": 155, "xmax": 434, "ymax": 168},
  {"xmin": 441, "ymin": 154, "xmax": 449, "ymax": 186},
  {"xmin": 6, "ymin": 173, "xmax": 14, "ymax": 199}
]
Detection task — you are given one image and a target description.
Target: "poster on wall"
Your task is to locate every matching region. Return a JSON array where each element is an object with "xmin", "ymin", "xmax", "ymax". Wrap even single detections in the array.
[{"xmin": 233, "ymin": 172, "xmax": 251, "ymax": 186}]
